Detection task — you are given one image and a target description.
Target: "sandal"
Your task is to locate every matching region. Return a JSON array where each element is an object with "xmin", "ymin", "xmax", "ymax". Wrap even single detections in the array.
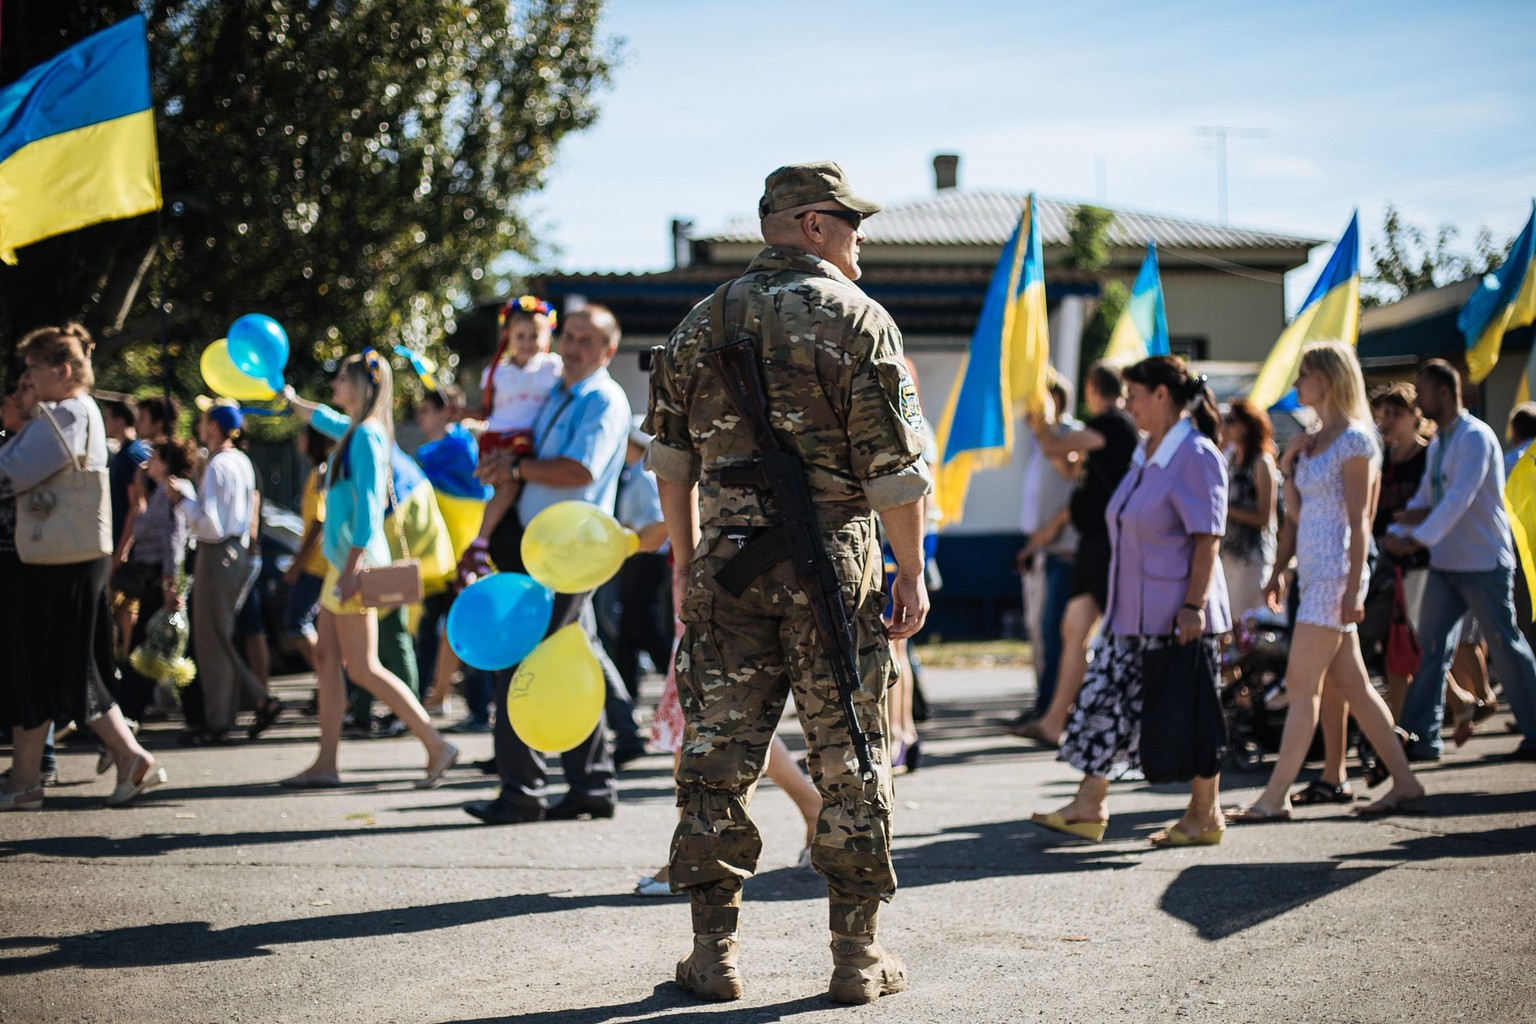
[
  {"xmin": 1364, "ymin": 727, "xmax": 1417, "ymax": 788},
  {"xmin": 249, "ymin": 697, "xmax": 284, "ymax": 740},
  {"xmin": 1290, "ymin": 779, "xmax": 1354, "ymax": 806},
  {"xmin": 1224, "ymin": 803, "xmax": 1292, "ymax": 824}
]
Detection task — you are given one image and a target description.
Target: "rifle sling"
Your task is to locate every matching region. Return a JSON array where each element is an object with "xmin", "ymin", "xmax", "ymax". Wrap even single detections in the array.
[{"xmin": 713, "ymin": 526, "xmax": 791, "ymax": 597}]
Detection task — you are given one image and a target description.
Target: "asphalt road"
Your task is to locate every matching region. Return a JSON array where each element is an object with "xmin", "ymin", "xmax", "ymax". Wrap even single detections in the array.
[{"xmin": 2, "ymin": 666, "xmax": 1533, "ymax": 1024}]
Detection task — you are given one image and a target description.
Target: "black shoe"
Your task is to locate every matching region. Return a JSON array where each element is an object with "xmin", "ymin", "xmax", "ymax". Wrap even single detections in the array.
[
  {"xmin": 613, "ymin": 742, "xmax": 648, "ymax": 769},
  {"xmin": 178, "ymin": 729, "xmax": 229, "ymax": 747},
  {"xmin": 545, "ymin": 792, "xmax": 616, "ymax": 820},
  {"xmin": 472, "ymin": 757, "xmax": 498, "ymax": 776},
  {"xmin": 1493, "ymin": 745, "xmax": 1536, "ymax": 762},
  {"xmin": 463, "ymin": 793, "xmax": 545, "ymax": 825},
  {"xmin": 248, "ymin": 697, "xmax": 283, "ymax": 740}
]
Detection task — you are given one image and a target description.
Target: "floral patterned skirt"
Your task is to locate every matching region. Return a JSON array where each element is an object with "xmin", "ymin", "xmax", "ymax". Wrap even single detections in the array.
[{"xmin": 1059, "ymin": 633, "xmax": 1221, "ymax": 779}]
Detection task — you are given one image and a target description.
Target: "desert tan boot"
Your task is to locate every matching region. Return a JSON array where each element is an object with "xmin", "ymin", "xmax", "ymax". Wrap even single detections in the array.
[
  {"xmin": 675, "ymin": 933, "xmax": 743, "ymax": 1001},
  {"xmin": 827, "ymin": 934, "xmax": 908, "ymax": 1004}
]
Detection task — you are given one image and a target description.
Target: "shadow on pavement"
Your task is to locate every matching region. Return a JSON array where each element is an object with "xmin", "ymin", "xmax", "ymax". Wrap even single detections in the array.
[
  {"xmin": 0, "ymin": 891, "xmax": 642, "ymax": 976},
  {"xmin": 438, "ymin": 985, "xmax": 832, "ymax": 1023},
  {"xmin": 1161, "ymin": 792, "xmax": 1536, "ymax": 941},
  {"xmin": 0, "ymin": 821, "xmax": 473, "ymax": 860}
]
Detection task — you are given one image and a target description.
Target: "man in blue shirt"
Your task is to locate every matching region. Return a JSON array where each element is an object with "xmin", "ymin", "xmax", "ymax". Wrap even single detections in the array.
[
  {"xmin": 464, "ymin": 305, "xmax": 634, "ymax": 824},
  {"xmin": 1385, "ymin": 360, "xmax": 1536, "ymax": 762}
]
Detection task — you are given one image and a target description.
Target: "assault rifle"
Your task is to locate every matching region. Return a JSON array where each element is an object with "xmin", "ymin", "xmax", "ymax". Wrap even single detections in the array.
[{"xmin": 703, "ymin": 334, "xmax": 882, "ymax": 785}]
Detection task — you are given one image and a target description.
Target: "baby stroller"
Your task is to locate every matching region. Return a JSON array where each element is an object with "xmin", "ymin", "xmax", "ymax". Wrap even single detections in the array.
[{"xmin": 1220, "ymin": 607, "xmax": 1292, "ymax": 772}]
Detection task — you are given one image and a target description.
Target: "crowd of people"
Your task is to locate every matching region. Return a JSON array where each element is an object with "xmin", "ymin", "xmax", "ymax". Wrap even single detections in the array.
[
  {"xmin": 2, "ymin": 308, "xmax": 1533, "ymax": 837},
  {"xmin": 1013, "ymin": 346, "xmax": 1536, "ymax": 838},
  {"xmin": 4, "ymin": 160, "xmax": 1536, "ymax": 1006}
]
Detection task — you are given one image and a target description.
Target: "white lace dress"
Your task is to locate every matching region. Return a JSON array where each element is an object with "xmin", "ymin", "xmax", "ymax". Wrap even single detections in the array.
[{"xmin": 1293, "ymin": 424, "xmax": 1381, "ymax": 631}]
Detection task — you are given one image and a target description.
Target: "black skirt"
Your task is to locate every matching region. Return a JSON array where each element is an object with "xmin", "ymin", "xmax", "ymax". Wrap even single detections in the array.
[
  {"xmin": 2, "ymin": 556, "xmax": 117, "ymax": 731},
  {"xmin": 1069, "ymin": 529, "xmax": 1112, "ymax": 610}
]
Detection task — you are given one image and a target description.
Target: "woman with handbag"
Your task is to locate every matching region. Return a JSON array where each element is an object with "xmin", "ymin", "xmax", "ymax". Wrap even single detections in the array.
[
  {"xmin": 280, "ymin": 352, "xmax": 457, "ymax": 788},
  {"xmin": 1031, "ymin": 355, "xmax": 1231, "ymax": 847},
  {"xmin": 0, "ymin": 325, "xmax": 164, "ymax": 810},
  {"xmin": 1230, "ymin": 342, "xmax": 1425, "ymax": 822}
]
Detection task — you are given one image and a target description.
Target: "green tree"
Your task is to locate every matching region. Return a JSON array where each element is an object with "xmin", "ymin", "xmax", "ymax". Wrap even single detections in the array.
[
  {"xmin": 1066, "ymin": 204, "xmax": 1114, "ymax": 272},
  {"xmin": 1363, "ymin": 203, "xmax": 1508, "ymax": 307},
  {"xmin": 0, "ymin": 1, "xmax": 618, "ymax": 402}
]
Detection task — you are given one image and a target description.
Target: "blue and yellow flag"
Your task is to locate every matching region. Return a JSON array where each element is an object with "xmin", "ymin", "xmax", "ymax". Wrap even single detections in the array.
[
  {"xmin": 385, "ymin": 446, "xmax": 457, "ymax": 598},
  {"xmin": 1462, "ymin": 201, "xmax": 1536, "ymax": 392},
  {"xmin": 393, "ymin": 345, "xmax": 440, "ymax": 391},
  {"xmin": 933, "ymin": 194, "xmax": 1051, "ymax": 523},
  {"xmin": 0, "ymin": 15, "xmax": 161, "ymax": 265},
  {"xmin": 1102, "ymin": 241, "xmax": 1170, "ymax": 367},
  {"xmin": 1249, "ymin": 212, "xmax": 1360, "ymax": 411}
]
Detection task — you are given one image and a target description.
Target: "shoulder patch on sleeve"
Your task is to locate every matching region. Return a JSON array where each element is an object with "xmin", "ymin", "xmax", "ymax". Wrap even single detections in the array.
[{"xmin": 898, "ymin": 372, "xmax": 924, "ymax": 431}]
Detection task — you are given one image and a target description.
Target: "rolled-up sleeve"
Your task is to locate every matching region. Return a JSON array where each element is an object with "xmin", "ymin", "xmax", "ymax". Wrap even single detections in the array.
[
  {"xmin": 845, "ymin": 321, "xmax": 931, "ymax": 510},
  {"xmin": 644, "ymin": 343, "xmax": 702, "ymax": 485}
]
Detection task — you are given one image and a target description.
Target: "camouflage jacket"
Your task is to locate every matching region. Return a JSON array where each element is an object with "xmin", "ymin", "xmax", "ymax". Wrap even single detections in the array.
[{"xmin": 644, "ymin": 246, "xmax": 932, "ymax": 529}]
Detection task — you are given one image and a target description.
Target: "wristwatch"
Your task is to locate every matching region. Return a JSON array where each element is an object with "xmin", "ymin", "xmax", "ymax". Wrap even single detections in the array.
[{"xmin": 509, "ymin": 458, "xmax": 523, "ymax": 483}]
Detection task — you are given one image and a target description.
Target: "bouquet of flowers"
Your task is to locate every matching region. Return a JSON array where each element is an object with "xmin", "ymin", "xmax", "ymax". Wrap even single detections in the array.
[{"xmin": 129, "ymin": 575, "xmax": 196, "ymax": 688}]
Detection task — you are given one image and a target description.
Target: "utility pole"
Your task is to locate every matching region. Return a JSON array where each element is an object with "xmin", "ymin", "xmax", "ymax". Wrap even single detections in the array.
[{"xmin": 1195, "ymin": 126, "xmax": 1267, "ymax": 224}]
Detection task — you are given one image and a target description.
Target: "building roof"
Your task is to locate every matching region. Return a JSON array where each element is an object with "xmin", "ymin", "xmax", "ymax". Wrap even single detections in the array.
[
  {"xmin": 694, "ymin": 190, "xmax": 1324, "ymax": 253},
  {"xmin": 528, "ymin": 263, "xmax": 1103, "ymax": 341}
]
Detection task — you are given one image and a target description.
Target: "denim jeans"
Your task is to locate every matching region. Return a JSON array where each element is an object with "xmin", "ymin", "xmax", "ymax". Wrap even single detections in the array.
[
  {"xmin": 1402, "ymin": 564, "xmax": 1536, "ymax": 756},
  {"xmin": 1035, "ymin": 553, "xmax": 1076, "ymax": 712}
]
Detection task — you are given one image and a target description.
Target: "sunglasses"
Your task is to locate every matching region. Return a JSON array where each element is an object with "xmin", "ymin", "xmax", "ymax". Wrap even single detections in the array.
[{"xmin": 794, "ymin": 208, "xmax": 862, "ymax": 229}]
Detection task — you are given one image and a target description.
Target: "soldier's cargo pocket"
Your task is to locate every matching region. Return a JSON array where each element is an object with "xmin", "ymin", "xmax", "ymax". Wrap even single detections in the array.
[
  {"xmin": 856, "ymin": 594, "xmax": 897, "ymax": 694},
  {"xmin": 677, "ymin": 587, "xmax": 720, "ymax": 685}
]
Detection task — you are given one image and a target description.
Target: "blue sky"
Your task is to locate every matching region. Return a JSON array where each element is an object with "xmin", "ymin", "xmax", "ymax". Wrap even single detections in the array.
[{"xmin": 530, "ymin": 0, "xmax": 1536, "ymax": 308}]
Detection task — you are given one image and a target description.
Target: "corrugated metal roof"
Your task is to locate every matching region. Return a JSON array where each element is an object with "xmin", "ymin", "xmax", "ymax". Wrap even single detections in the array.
[{"xmin": 698, "ymin": 190, "xmax": 1323, "ymax": 251}]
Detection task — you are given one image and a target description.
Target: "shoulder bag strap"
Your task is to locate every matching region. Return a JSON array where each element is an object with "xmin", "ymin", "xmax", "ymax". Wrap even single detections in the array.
[
  {"xmin": 36, "ymin": 402, "xmax": 88, "ymax": 472},
  {"xmin": 709, "ymin": 282, "xmax": 734, "ymax": 348},
  {"xmin": 383, "ymin": 462, "xmax": 410, "ymax": 564}
]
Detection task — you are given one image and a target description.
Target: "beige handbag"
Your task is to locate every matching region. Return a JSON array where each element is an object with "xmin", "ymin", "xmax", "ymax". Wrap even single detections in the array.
[
  {"xmin": 358, "ymin": 472, "xmax": 422, "ymax": 609},
  {"xmin": 15, "ymin": 403, "xmax": 112, "ymax": 566}
]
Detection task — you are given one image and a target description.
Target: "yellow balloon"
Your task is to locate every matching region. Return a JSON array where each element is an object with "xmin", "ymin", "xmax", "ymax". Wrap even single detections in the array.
[
  {"xmin": 201, "ymin": 339, "xmax": 276, "ymax": 400},
  {"xmin": 506, "ymin": 624, "xmax": 605, "ymax": 752},
  {"xmin": 521, "ymin": 500, "xmax": 640, "ymax": 593}
]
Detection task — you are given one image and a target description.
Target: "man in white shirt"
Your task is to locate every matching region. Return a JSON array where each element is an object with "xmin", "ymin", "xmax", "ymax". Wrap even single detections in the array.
[
  {"xmin": 1384, "ymin": 360, "xmax": 1536, "ymax": 761},
  {"xmin": 183, "ymin": 404, "xmax": 269, "ymax": 743}
]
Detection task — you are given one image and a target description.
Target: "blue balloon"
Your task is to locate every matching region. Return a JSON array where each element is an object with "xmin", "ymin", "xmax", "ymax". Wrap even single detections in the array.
[
  {"xmin": 227, "ymin": 314, "xmax": 290, "ymax": 390},
  {"xmin": 447, "ymin": 572, "xmax": 555, "ymax": 670}
]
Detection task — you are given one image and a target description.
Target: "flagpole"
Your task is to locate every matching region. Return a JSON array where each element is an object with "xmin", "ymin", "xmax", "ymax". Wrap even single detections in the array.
[{"xmin": 154, "ymin": 206, "xmax": 170, "ymax": 401}]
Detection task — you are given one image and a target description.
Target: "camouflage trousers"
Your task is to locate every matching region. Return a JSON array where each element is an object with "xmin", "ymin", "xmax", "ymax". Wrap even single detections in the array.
[{"xmin": 669, "ymin": 517, "xmax": 897, "ymax": 938}]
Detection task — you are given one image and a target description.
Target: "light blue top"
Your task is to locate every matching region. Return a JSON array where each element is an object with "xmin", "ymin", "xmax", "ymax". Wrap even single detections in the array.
[
  {"xmin": 1400, "ymin": 410, "xmax": 1515, "ymax": 573},
  {"xmin": 311, "ymin": 405, "xmax": 392, "ymax": 571},
  {"xmin": 517, "ymin": 368, "xmax": 631, "ymax": 525}
]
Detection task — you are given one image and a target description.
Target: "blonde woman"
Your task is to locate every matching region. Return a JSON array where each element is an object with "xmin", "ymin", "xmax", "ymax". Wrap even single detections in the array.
[
  {"xmin": 282, "ymin": 352, "xmax": 457, "ymax": 788},
  {"xmin": 1231, "ymin": 342, "xmax": 1424, "ymax": 821}
]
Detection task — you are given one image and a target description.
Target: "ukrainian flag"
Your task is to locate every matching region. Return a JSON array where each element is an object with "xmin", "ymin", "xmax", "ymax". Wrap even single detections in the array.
[
  {"xmin": 385, "ymin": 446, "xmax": 457, "ymax": 598},
  {"xmin": 1101, "ymin": 241, "xmax": 1170, "ymax": 367},
  {"xmin": 934, "ymin": 194, "xmax": 1051, "ymax": 524},
  {"xmin": 1462, "ymin": 202, "xmax": 1536, "ymax": 392},
  {"xmin": 0, "ymin": 15, "xmax": 161, "ymax": 265},
  {"xmin": 1248, "ymin": 212, "xmax": 1360, "ymax": 411}
]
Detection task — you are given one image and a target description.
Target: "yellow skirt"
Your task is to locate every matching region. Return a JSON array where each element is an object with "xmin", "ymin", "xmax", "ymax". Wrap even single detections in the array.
[{"xmin": 320, "ymin": 565, "xmax": 371, "ymax": 616}]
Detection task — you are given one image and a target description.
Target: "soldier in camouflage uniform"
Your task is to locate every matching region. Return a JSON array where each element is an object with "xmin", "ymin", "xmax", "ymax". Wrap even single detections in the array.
[{"xmin": 645, "ymin": 161, "xmax": 932, "ymax": 1004}]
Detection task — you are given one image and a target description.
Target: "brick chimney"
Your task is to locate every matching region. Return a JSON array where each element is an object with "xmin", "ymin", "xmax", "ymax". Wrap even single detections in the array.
[{"xmin": 932, "ymin": 153, "xmax": 959, "ymax": 191}]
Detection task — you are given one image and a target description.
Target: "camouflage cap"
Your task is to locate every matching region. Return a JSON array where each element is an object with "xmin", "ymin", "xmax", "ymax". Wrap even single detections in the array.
[{"xmin": 758, "ymin": 161, "xmax": 882, "ymax": 219}]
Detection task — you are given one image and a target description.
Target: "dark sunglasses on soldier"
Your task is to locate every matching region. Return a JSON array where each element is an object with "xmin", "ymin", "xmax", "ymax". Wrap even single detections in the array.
[{"xmin": 795, "ymin": 208, "xmax": 862, "ymax": 229}]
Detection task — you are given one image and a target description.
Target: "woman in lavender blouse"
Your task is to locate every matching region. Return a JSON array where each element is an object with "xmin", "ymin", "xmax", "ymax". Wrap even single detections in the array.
[{"xmin": 1032, "ymin": 355, "xmax": 1231, "ymax": 847}]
